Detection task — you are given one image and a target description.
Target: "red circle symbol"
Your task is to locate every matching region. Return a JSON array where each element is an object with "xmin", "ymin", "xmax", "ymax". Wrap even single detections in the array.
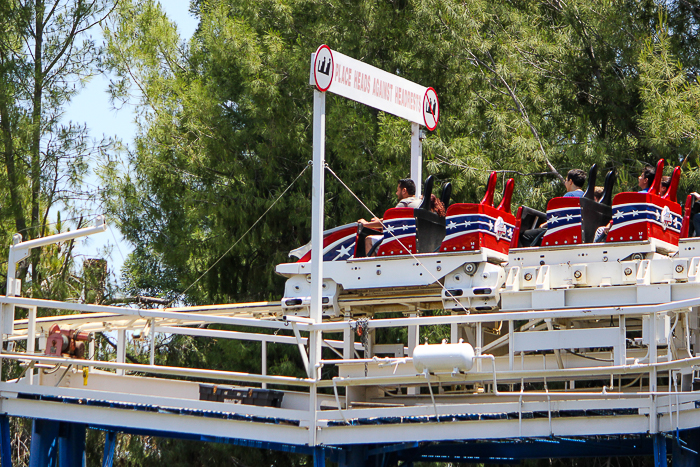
[
  {"xmin": 314, "ymin": 45, "xmax": 334, "ymax": 92},
  {"xmin": 422, "ymin": 87, "xmax": 439, "ymax": 130}
]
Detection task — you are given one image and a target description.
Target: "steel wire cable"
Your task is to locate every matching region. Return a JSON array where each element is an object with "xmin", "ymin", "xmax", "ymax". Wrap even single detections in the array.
[{"xmin": 170, "ymin": 163, "xmax": 311, "ymax": 307}]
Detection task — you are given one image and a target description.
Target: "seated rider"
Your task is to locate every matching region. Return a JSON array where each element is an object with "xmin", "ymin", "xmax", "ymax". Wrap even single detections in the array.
[
  {"xmin": 596, "ymin": 171, "xmax": 670, "ymax": 242},
  {"xmin": 520, "ymin": 169, "xmax": 586, "ymax": 247},
  {"xmin": 638, "ymin": 165, "xmax": 656, "ymax": 193},
  {"xmin": 563, "ymin": 169, "xmax": 586, "ymax": 198},
  {"xmin": 359, "ymin": 178, "xmax": 422, "ymax": 254},
  {"xmin": 429, "ymin": 194, "xmax": 446, "ymax": 218}
]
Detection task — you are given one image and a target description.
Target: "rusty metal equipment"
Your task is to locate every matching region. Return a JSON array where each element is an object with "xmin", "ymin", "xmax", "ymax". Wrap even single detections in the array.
[{"xmin": 44, "ymin": 324, "xmax": 91, "ymax": 358}]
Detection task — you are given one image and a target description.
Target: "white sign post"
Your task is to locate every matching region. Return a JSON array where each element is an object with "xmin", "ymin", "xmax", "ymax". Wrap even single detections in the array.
[{"xmin": 306, "ymin": 44, "xmax": 439, "ymax": 448}]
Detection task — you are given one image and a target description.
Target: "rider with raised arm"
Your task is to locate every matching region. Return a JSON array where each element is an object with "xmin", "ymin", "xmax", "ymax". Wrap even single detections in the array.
[{"xmin": 359, "ymin": 179, "xmax": 422, "ymax": 254}]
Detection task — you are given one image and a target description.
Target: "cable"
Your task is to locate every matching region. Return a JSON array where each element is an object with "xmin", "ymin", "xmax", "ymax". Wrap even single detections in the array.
[
  {"xmin": 169, "ymin": 163, "xmax": 311, "ymax": 306},
  {"xmin": 325, "ymin": 164, "xmax": 469, "ymax": 313},
  {"xmin": 563, "ymin": 349, "xmax": 614, "ymax": 363}
]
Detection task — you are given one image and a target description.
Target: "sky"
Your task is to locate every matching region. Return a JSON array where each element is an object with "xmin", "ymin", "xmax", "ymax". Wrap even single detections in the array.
[{"xmin": 62, "ymin": 2, "xmax": 199, "ymax": 284}]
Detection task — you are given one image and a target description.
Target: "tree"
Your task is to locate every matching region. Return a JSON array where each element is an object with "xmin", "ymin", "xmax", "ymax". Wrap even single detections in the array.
[
  {"xmin": 0, "ymin": 0, "xmax": 116, "ymax": 298},
  {"xmin": 0, "ymin": 2, "xmax": 119, "ymax": 463}
]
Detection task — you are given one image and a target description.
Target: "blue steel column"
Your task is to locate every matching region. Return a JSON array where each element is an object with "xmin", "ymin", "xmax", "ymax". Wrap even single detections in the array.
[
  {"xmin": 28, "ymin": 419, "xmax": 59, "ymax": 467},
  {"xmin": 0, "ymin": 415, "xmax": 12, "ymax": 467},
  {"xmin": 313, "ymin": 446, "xmax": 326, "ymax": 467},
  {"xmin": 101, "ymin": 431, "xmax": 117, "ymax": 467},
  {"xmin": 672, "ymin": 429, "xmax": 700, "ymax": 467},
  {"xmin": 339, "ymin": 445, "xmax": 366, "ymax": 467},
  {"xmin": 654, "ymin": 433, "xmax": 668, "ymax": 467},
  {"xmin": 58, "ymin": 423, "xmax": 85, "ymax": 467}
]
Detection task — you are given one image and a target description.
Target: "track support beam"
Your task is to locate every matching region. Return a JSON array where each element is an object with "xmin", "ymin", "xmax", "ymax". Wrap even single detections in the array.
[
  {"xmin": 313, "ymin": 446, "xmax": 326, "ymax": 467},
  {"xmin": 654, "ymin": 433, "xmax": 668, "ymax": 467},
  {"xmin": 0, "ymin": 416, "xmax": 12, "ymax": 467},
  {"xmin": 101, "ymin": 431, "xmax": 117, "ymax": 467},
  {"xmin": 58, "ymin": 423, "xmax": 86, "ymax": 467},
  {"xmin": 29, "ymin": 419, "xmax": 59, "ymax": 467}
]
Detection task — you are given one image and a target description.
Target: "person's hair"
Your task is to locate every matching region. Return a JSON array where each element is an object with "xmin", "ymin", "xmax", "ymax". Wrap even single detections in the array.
[
  {"xmin": 429, "ymin": 194, "xmax": 446, "ymax": 218},
  {"xmin": 567, "ymin": 169, "xmax": 586, "ymax": 189},
  {"xmin": 642, "ymin": 165, "xmax": 656, "ymax": 186},
  {"xmin": 594, "ymin": 186, "xmax": 604, "ymax": 202},
  {"xmin": 398, "ymin": 178, "xmax": 416, "ymax": 196},
  {"xmin": 660, "ymin": 175, "xmax": 671, "ymax": 189}
]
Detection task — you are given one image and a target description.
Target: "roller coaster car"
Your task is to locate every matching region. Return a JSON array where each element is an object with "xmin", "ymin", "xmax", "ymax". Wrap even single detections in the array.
[
  {"xmin": 502, "ymin": 160, "xmax": 689, "ymax": 310},
  {"xmin": 677, "ymin": 192, "xmax": 700, "ymax": 262},
  {"xmin": 276, "ymin": 173, "xmax": 516, "ymax": 318}
]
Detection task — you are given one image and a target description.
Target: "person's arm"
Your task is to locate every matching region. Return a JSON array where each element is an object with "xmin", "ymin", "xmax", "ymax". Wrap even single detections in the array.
[{"xmin": 359, "ymin": 217, "xmax": 383, "ymax": 230}]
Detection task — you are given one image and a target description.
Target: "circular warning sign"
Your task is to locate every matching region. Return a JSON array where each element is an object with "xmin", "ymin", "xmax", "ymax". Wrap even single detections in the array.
[
  {"xmin": 422, "ymin": 87, "xmax": 439, "ymax": 130},
  {"xmin": 313, "ymin": 45, "xmax": 334, "ymax": 92}
]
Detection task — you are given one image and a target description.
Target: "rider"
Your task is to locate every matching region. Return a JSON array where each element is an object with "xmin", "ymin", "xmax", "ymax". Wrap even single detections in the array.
[
  {"xmin": 638, "ymin": 165, "xmax": 656, "ymax": 193},
  {"xmin": 520, "ymin": 169, "xmax": 587, "ymax": 247},
  {"xmin": 359, "ymin": 179, "xmax": 422, "ymax": 254},
  {"xmin": 563, "ymin": 169, "xmax": 586, "ymax": 198}
]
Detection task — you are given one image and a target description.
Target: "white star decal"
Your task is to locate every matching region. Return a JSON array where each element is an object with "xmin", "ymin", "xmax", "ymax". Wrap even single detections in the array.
[
  {"xmin": 386, "ymin": 224, "xmax": 395, "ymax": 234},
  {"xmin": 448, "ymin": 221, "xmax": 457, "ymax": 230},
  {"xmin": 565, "ymin": 214, "xmax": 573, "ymax": 221},
  {"xmin": 402, "ymin": 224, "xmax": 409, "ymax": 231},
  {"xmin": 487, "ymin": 221, "xmax": 494, "ymax": 231},
  {"xmin": 549, "ymin": 215, "xmax": 559, "ymax": 224},
  {"xmin": 613, "ymin": 211, "xmax": 624, "ymax": 220},
  {"xmin": 632, "ymin": 210, "xmax": 639, "ymax": 217},
  {"xmin": 654, "ymin": 210, "xmax": 661, "ymax": 220},
  {"xmin": 333, "ymin": 244, "xmax": 352, "ymax": 260}
]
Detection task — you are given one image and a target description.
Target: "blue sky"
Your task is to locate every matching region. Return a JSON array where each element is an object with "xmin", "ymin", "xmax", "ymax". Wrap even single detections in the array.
[{"xmin": 63, "ymin": 2, "xmax": 199, "ymax": 284}]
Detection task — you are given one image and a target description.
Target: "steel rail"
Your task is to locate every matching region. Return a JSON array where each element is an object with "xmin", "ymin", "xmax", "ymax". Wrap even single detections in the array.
[
  {"xmin": 0, "ymin": 353, "xmax": 314, "ymax": 387},
  {"xmin": 315, "ymin": 355, "xmax": 700, "ymax": 388}
]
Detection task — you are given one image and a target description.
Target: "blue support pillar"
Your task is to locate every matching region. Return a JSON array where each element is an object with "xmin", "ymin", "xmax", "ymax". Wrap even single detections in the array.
[
  {"xmin": 313, "ymin": 447, "xmax": 325, "ymax": 467},
  {"xmin": 339, "ymin": 445, "xmax": 366, "ymax": 467},
  {"xmin": 28, "ymin": 419, "xmax": 59, "ymax": 467},
  {"xmin": 0, "ymin": 416, "xmax": 12, "ymax": 467},
  {"xmin": 101, "ymin": 431, "xmax": 117, "ymax": 467},
  {"xmin": 654, "ymin": 433, "xmax": 668, "ymax": 467},
  {"xmin": 672, "ymin": 429, "xmax": 700, "ymax": 467},
  {"xmin": 58, "ymin": 423, "xmax": 85, "ymax": 467}
]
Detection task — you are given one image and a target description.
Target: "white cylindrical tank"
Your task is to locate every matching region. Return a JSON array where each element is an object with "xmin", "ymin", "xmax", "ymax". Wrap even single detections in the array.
[{"xmin": 412, "ymin": 341, "xmax": 475, "ymax": 373}]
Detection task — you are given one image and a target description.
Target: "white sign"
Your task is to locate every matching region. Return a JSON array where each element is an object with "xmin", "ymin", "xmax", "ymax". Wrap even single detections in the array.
[
  {"xmin": 423, "ymin": 87, "xmax": 439, "ymax": 131},
  {"xmin": 311, "ymin": 45, "xmax": 439, "ymax": 129},
  {"xmin": 313, "ymin": 45, "xmax": 333, "ymax": 91}
]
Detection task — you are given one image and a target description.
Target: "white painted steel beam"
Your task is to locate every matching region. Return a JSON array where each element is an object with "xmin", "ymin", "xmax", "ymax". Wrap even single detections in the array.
[
  {"xmin": 0, "ymin": 353, "xmax": 313, "ymax": 387},
  {"xmin": 0, "ymin": 396, "xmax": 309, "ymax": 446}
]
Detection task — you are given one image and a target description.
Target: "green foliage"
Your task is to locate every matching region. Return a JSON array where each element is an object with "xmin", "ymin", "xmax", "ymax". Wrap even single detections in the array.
[{"xmin": 0, "ymin": 0, "xmax": 118, "ymax": 297}]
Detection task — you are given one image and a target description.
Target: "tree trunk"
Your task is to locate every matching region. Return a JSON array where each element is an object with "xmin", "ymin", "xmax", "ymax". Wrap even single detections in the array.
[{"xmin": 30, "ymin": 0, "xmax": 45, "ymax": 289}]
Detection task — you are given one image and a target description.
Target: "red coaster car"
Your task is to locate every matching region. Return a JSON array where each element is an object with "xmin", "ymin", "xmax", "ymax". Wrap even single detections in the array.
[
  {"xmin": 439, "ymin": 172, "xmax": 515, "ymax": 257},
  {"xmin": 607, "ymin": 160, "xmax": 681, "ymax": 252}
]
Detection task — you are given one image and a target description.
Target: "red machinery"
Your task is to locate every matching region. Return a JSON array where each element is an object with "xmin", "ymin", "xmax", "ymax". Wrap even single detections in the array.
[{"xmin": 45, "ymin": 324, "xmax": 91, "ymax": 359}]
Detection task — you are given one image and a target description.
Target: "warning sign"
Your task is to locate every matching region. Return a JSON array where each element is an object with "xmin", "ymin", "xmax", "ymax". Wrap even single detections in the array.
[
  {"xmin": 313, "ymin": 45, "xmax": 334, "ymax": 92},
  {"xmin": 423, "ymin": 87, "xmax": 439, "ymax": 131},
  {"xmin": 310, "ymin": 45, "xmax": 438, "ymax": 129}
]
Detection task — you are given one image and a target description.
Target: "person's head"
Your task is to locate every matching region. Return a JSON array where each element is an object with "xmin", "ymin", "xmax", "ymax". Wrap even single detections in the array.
[
  {"xmin": 638, "ymin": 165, "xmax": 656, "ymax": 190},
  {"xmin": 594, "ymin": 186, "xmax": 604, "ymax": 202},
  {"xmin": 396, "ymin": 179, "xmax": 416, "ymax": 200},
  {"xmin": 565, "ymin": 169, "xmax": 586, "ymax": 192},
  {"xmin": 659, "ymin": 175, "xmax": 671, "ymax": 196},
  {"xmin": 429, "ymin": 194, "xmax": 446, "ymax": 218}
]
